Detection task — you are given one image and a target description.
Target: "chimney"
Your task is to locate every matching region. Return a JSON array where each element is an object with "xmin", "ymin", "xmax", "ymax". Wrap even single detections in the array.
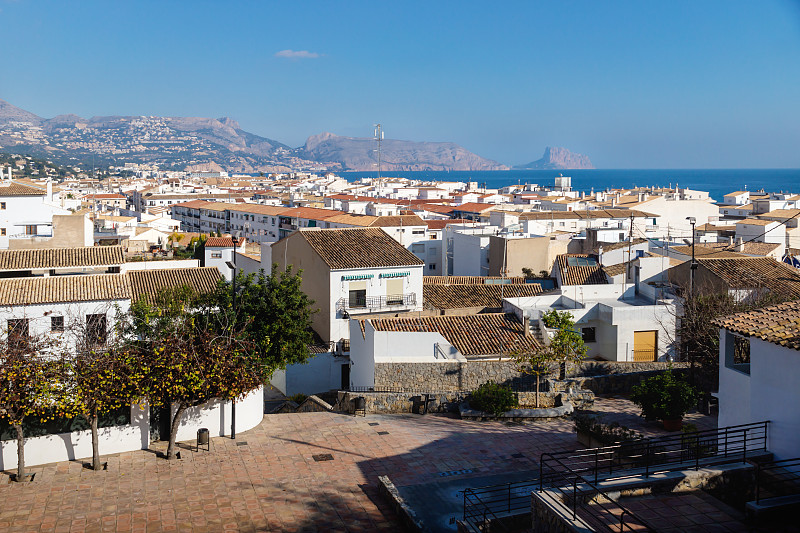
[
  {"xmin": 611, "ymin": 197, "xmax": 617, "ymax": 208},
  {"xmin": 523, "ymin": 313, "xmax": 531, "ymax": 337},
  {"xmin": 728, "ymin": 236, "xmax": 734, "ymax": 246},
  {"xmin": 46, "ymin": 181, "xmax": 53, "ymax": 203},
  {"xmin": 735, "ymin": 237, "xmax": 744, "ymax": 252}
]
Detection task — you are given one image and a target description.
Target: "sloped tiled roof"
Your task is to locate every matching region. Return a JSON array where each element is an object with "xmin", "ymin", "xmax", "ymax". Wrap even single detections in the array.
[
  {"xmin": 670, "ymin": 245, "xmax": 746, "ymax": 259},
  {"xmin": 368, "ymin": 313, "xmax": 541, "ymax": 356},
  {"xmin": 0, "ymin": 273, "xmax": 131, "ymax": 305},
  {"xmin": 368, "ymin": 215, "xmax": 427, "ymax": 227},
  {"xmin": 128, "ymin": 267, "xmax": 222, "ymax": 301},
  {"xmin": 205, "ymin": 237, "xmax": 236, "ymax": 248},
  {"xmin": 556, "ymin": 254, "xmax": 608, "ymax": 286},
  {"xmin": 713, "ymin": 300, "xmax": 800, "ymax": 351},
  {"xmin": 0, "ymin": 182, "xmax": 47, "ymax": 196},
  {"xmin": 696, "ymin": 257, "xmax": 800, "ymax": 298},
  {"xmin": 298, "ymin": 228, "xmax": 424, "ymax": 270},
  {"xmin": 423, "ymin": 283, "xmax": 542, "ymax": 310},
  {"xmin": 603, "ymin": 263, "xmax": 627, "ymax": 277},
  {"xmin": 423, "ymin": 276, "xmax": 528, "ymax": 285},
  {"xmin": 0, "ymin": 246, "xmax": 124, "ymax": 271}
]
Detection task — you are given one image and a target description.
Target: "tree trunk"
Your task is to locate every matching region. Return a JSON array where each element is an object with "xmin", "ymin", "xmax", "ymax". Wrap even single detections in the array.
[
  {"xmin": 535, "ymin": 374, "xmax": 540, "ymax": 408},
  {"xmin": 166, "ymin": 402, "xmax": 187, "ymax": 460},
  {"xmin": 14, "ymin": 423, "xmax": 25, "ymax": 481},
  {"xmin": 89, "ymin": 411, "xmax": 101, "ymax": 471}
]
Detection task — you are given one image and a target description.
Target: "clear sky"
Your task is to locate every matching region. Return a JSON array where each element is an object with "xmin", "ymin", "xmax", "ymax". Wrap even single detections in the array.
[{"xmin": 1, "ymin": 0, "xmax": 799, "ymax": 168}]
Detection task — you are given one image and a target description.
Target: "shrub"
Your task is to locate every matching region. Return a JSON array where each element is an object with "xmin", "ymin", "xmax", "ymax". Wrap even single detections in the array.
[
  {"xmin": 573, "ymin": 413, "xmax": 643, "ymax": 445},
  {"xmin": 288, "ymin": 393, "xmax": 308, "ymax": 404},
  {"xmin": 469, "ymin": 381, "xmax": 518, "ymax": 416},
  {"xmin": 630, "ymin": 369, "xmax": 697, "ymax": 421}
]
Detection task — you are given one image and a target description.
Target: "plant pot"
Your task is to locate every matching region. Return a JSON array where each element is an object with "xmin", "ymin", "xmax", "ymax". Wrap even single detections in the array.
[{"xmin": 662, "ymin": 418, "xmax": 683, "ymax": 432}]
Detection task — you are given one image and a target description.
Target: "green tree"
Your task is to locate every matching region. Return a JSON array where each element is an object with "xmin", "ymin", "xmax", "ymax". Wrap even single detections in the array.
[
  {"xmin": 511, "ymin": 345, "xmax": 553, "ymax": 408},
  {"xmin": 217, "ymin": 264, "xmax": 316, "ymax": 371},
  {"xmin": 0, "ymin": 334, "xmax": 63, "ymax": 481},
  {"xmin": 541, "ymin": 309, "xmax": 588, "ymax": 380}
]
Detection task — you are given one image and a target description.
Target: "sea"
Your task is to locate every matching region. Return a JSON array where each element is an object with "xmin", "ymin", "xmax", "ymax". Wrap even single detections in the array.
[{"xmin": 341, "ymin": 169, "xmax": 800, "ymax": 203}]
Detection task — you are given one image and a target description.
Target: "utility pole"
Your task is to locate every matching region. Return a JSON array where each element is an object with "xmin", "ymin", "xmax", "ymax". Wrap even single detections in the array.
[
  {"xmin": 626, "ymin": 213, "xmax": 634, "ymax": 295},
  {"xmin": 686, "ymin": 217, "xmax": 697, "ymax": 386},
  {"xmin": 374, "ymin": 124, "xmax": 383, "ymax": 184}
]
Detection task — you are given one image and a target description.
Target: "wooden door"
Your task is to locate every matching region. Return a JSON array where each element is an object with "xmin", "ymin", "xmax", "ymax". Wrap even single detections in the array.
[{"xmin": 633, "ymin": 330, "xmax": 657, "ymax": 362}]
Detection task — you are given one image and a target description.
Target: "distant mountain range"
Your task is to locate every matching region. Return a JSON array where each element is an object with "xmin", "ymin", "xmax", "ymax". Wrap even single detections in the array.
[
  {"xmin": 0, "ymin": 98, "xmax": 589, "ymax": 173},
  {"xmin": 513, "ymin": 146, "xmax": 594, "ymax": 170}
]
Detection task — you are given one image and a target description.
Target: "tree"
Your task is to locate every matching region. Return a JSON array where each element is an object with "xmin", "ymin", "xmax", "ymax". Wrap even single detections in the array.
[
  {"xmin": 0, "ymin": 332, "xmax": 63, "ymax": 481},
  {"xmin": 217, "ymin": 264, "xmax": 316, "ymax": 372},
  {"xmin": 124, "ymin": 286, "xmax": 265, "ymax": 460},
  {"xmin": 512, "ymin": 310, "xmax": 588, "ymax": 407},
  {"xmin": 541, "ymin": 309, "xmax": 588, "ymax": 379},
  {"xmin": 61, "ymin": 347, "xmax": 143, "ymax": 470}
]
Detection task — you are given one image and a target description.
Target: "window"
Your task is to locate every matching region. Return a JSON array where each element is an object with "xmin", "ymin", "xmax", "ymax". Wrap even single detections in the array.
[
  {"xmin": 582, "ymin": 327, "xmax": 596, "ymax": 343},
  {"xmin": 86, "ymin": 314, "xmax": 107, "ymax": 346},
  {"xmin": 51, "ymin": 316, "xmax": 64, "ymax": 332},
  {"xmin": 348, "ymin": 289, "xmax": 366, "ymax": 308},
  {"xmin": 619, "ymin": 233, "xmax": 625, "ymax": 241},
  {"xmin": 7, "ymin": 318, "xmax": 29, "ymax": 347},
  {"xmin": 0, "ymin": 202, "xmax": 5, "ymax": 209},
  {"xmin": 25, "ymin": 225, "xmax": 37, "ymax": 236},
  {"xmin": 211, "ymin": 252, "xmax": 222, "ymax": 258},
  {"xmin": 412, "ymin": 229, "xmax": 425, "ymax": 235},
  {"xmin": 428, "ymin": 263, "xmax": 437, "ymax": 270},
  {"xmin": 724, "ymin": 332, "xmax": 750, "ymax": 374},
  {"xmin": 411, "ymin": 243, "xmax": 425, "ymax": 253},
  {"xmin": 0, "ymin": 228, "xmax": 5, "ymax": 236}
]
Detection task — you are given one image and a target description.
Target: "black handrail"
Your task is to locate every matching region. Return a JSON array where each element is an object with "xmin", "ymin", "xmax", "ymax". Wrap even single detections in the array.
[
  {"xmin": 754, "ymin": 457, "xmax": 800, "ymax": 505},
  {"xmin": 462, "ymin": 421, "xmax": 769, "ymax": 532}
]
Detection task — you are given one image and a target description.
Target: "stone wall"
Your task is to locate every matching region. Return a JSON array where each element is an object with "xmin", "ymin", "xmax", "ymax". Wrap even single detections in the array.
[
  {"xmin": 372, "ymin": 360, "xmax": 688, "ymax": 394},
  {"xmin": 374, "ymin": 361, "xmax": 521, "ymax": 391}
]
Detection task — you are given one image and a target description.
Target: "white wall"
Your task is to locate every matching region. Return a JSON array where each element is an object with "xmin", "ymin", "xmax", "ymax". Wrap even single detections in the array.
[
  {"xmin": 0, "ymin": 404, "xmax": 149, "ymax": 470},
  {"xmin": 271, "ymin": 354, "xmax": 348, "ymax": 396},
  {"xmin": 122, "ymin": 259, "xmax": 200, "ymax": 272},
  {"xmin": 717, "ymin": 330, "xmax": 752, "ymax": 432},
  {"xmin": 174, "ymin": 386, "xmax": 264, "ymax": 441},
  {"xmin": 747, "ymin": 339, "xmax": 800, "ymax": 460}
]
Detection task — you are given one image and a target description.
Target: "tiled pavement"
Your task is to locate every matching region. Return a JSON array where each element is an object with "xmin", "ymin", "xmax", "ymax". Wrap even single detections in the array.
[{"xmin": 0, "ymin": 397, "xmax": 716, "ymax": 532}]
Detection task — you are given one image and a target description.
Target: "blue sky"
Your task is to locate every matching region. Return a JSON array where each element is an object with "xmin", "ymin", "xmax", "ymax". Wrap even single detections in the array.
[{"xmin": 1, "ymin": 0, "xmax": 799, "ymax": 168}]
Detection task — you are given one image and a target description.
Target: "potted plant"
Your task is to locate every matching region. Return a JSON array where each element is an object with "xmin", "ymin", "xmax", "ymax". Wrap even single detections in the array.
[{"xmin": 630, "ymin": 369, "xmax": 697, "ymax": 431}]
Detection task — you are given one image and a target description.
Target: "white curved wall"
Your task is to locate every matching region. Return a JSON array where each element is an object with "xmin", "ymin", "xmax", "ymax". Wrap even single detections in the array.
[{"xmin": 0, "ymin": 386, "xmax": 265, "ymax": 469}]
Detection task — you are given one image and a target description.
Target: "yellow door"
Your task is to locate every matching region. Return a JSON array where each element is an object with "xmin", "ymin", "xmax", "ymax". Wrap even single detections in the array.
[{"xmin": 633, "ymin": 331, "xmax": 657, "ymax": 362}]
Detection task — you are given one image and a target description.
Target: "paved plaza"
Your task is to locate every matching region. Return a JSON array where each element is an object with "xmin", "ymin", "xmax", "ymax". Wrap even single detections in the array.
[{"xmin": 0, "ymin": 397, "xmax": 717, "ymax": 533}]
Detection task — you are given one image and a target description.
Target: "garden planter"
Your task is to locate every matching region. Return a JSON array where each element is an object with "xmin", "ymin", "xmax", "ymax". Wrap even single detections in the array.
[
  {"xmin": 662, "ymin": 418, "xmax": 683, "ymax": 432},
  {"xmin": 577, "ymin": 430, "xmax": 593, "ymax": 448}
]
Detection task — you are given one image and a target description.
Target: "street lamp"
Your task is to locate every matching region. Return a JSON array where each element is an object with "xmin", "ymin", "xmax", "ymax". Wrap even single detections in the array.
[
  {"xmin": 225, "ymin": 232, "xmax": 241, "ymax": 439},
  {"xmin": 685, "ymin": 217, "xmax": 697, "ymax": 386}
]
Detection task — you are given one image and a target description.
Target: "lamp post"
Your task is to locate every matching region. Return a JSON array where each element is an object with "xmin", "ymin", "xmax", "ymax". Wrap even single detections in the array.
[
  {"xmin": 225, "ymin": 233, "xmax": 240, "ymax": 439},
  {"xmin": 685, "ymin": 217, "xmax": 697, "ymax": 386}
]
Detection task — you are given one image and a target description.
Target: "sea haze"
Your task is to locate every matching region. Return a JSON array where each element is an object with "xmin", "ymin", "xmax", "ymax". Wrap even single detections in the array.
[{"xmin": 342, "ymin": 169, "xmax": 800, "ymax": 203}]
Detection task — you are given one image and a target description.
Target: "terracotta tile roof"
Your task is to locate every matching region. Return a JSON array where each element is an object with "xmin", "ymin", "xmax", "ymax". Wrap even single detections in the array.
[
  {"xmin": 0, "ymin": 273, "xmax": 132, "ymax": 305},
  {"xmin": 757, "ymin": 209, "xmax": 800, "ymax": 219},
  {"xmin": 713, "ymin": 300, "xmax": 800, "ymax": 351},
  {"xmin": 0, "ymin": 181, "xmax": 48, "ymax": 197},
  {"xmin": 603, "ymin": 263, "xmax": 627, "ymax": 277},
  {"xmin": 555, "ymin": 254, "xmax": 608, "ymax": 286},
  {"xmin": 426, "ymin": 219, "xmax": 470, "ymax": 230},
  {"xmin": 368, "ymin": 215, "xmax": 427, "ymax": 227},
  {"xmin": 698, "ymin": 242, "xmax": 782, "ymax": 257},
  {"xmin": 367, "ymin": 313, "xmax": 541, "ymax": 356},
  {"xmin": 205, "ymin": 237, "xmax": 239, "ymax": 248},
  {"xmin": 298, "ymin": 228, "xmax": 424, "ymax": 270},
  {"xmin": 697, "ymin": 257, "xmax": 800, "ymax": 298},
  {"xmin": 128, "ymin": 267, "xmax": 222, "ymax": 302},
  {"xmin": 423, "ymin": 276, "xmax": 527, "ymax": 285},
  {"xmin": 595, "ymin": 238, "xmax": 648, "ymax": 253},
  {"xmin": 0, "ymin": 246, "xmax": 125, "ymax": 271},
  {"xmin": 670, "ymin": 245, "xmax": 746, "ymax": 259},
  {"xmin": 738, "ymin": 218, "xmax": 778, "ymax": 226},
  {"xmin": 423, "ymin": 283, "xmax": 542, "ymax": 310},
  {"xmin": 451, "ymin": 202, "xmax": 495, "ymax": 213}
]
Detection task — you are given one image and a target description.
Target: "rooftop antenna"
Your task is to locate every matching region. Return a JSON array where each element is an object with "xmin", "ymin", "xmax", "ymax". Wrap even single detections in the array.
[{"xmin": 374, "ymin": 123, "xmax": 384, "ymax": 185}]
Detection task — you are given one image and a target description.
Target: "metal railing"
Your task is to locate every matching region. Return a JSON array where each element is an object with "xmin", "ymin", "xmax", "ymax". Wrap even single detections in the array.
[
  {"xmin": 540, "ymin": 421, "xmax": 769, "ymax": 486},
  {"xmin": 754, "ymin": 456, "xmax": 800, "ymax": 505},
  {"xmin": 337, "ymin": 293, "xmax": 417, "ymax": 312},
  {"xmin": 461, "ymin": 421, "xmax": 769, "ymax": 532}
]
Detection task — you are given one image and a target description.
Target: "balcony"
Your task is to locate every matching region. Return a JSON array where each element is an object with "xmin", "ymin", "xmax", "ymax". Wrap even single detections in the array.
[
  {"xmin": 336, "ymin": 293, "xmax": 417, "ymax": 313},
  {"xmin": 280, "ymin": 222, "xmax": 298, "ymax": 230}
]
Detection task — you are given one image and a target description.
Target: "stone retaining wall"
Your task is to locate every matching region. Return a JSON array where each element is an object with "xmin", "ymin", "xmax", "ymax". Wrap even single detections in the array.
[{"xmin": 373, "ymin": 360, "xmax": 689, "ymax": 393}]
